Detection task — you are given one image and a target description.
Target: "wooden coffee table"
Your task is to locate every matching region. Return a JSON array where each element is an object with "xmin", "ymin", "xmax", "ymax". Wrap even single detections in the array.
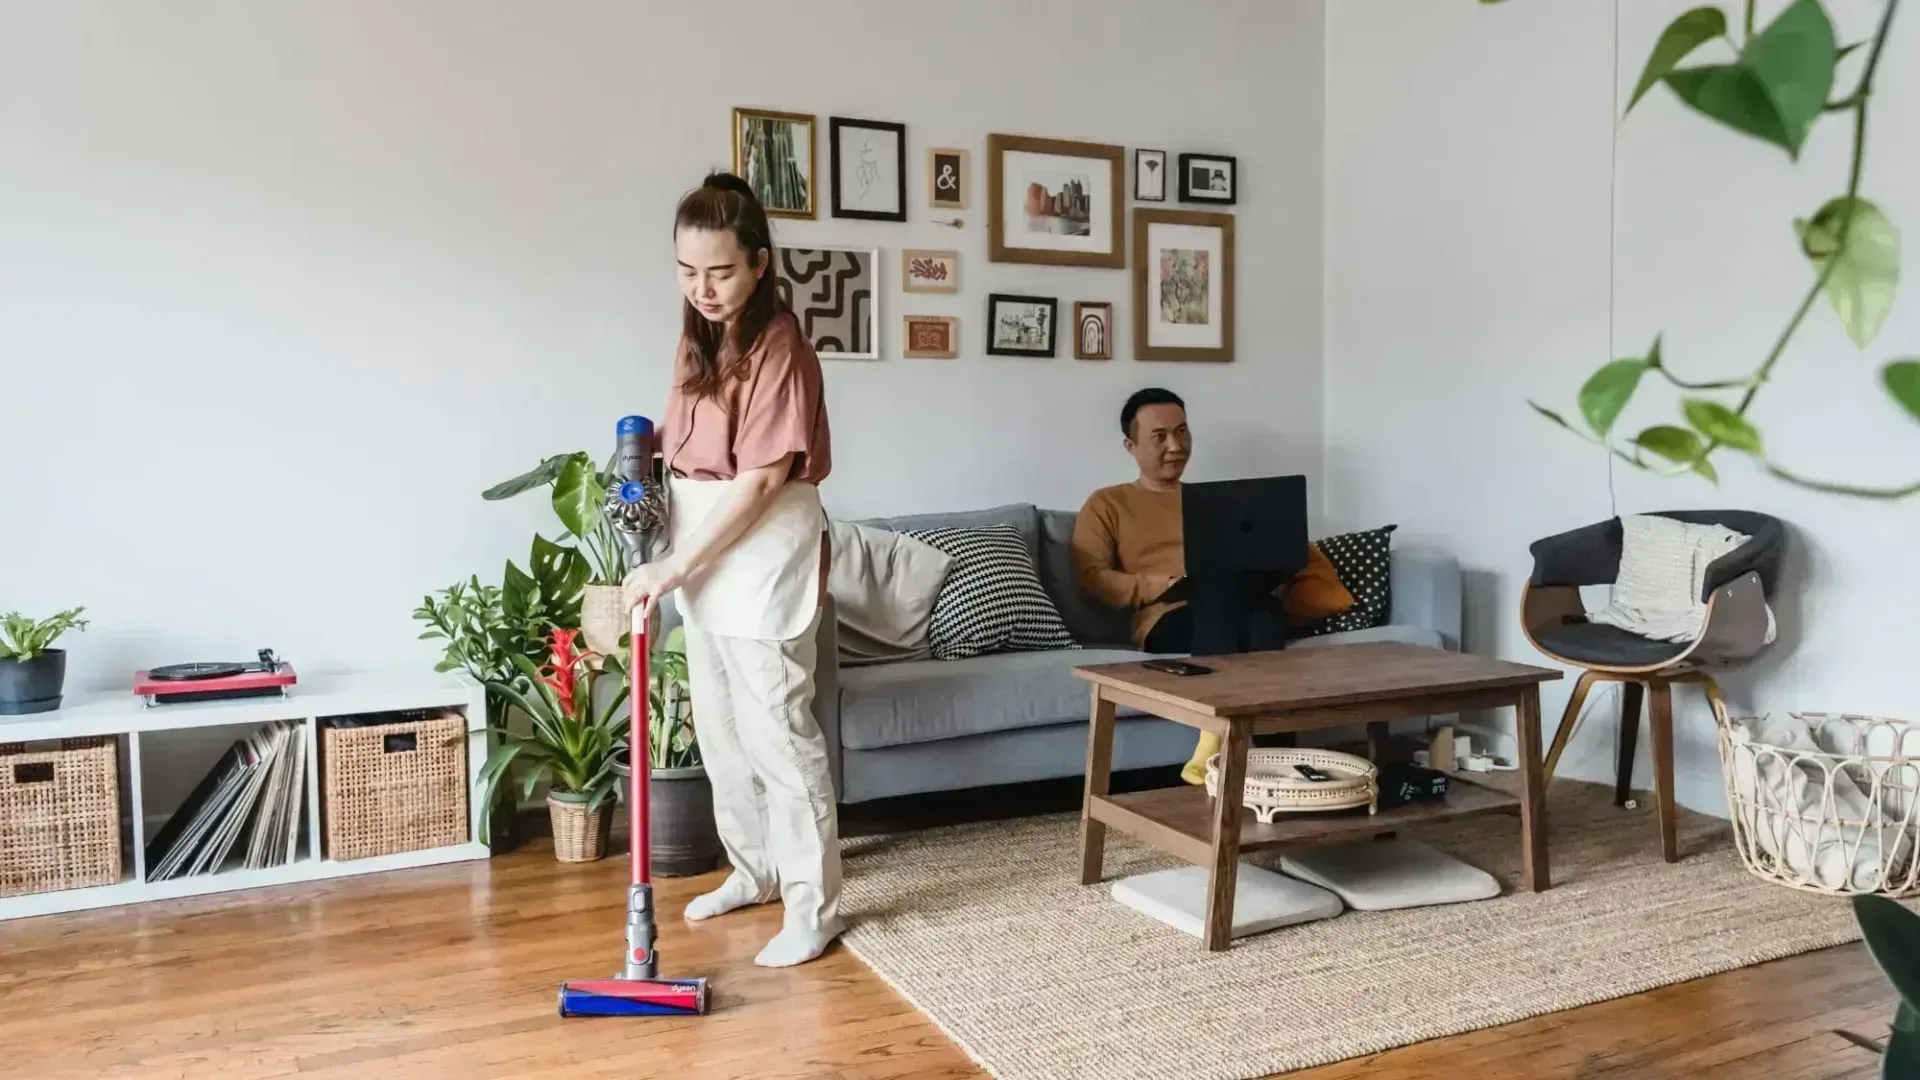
[{"xmin": 1074, "ymin": 642, "xmax": 1562, "ymax": 951}]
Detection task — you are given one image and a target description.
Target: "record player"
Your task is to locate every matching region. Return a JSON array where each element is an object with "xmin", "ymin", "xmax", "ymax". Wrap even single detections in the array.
[{"xmin": 134, "ymin": 649, "xmax": 297, "ymax": 706}]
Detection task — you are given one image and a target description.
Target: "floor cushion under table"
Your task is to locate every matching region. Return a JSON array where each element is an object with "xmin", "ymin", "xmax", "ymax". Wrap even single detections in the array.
[
  {"xmin": 1278, "ymin": 838, "xmax": 1500, "ymax": 910},
  {"xmin": 1110, "ymin": 862, "xmax": 1344, "ymax": 940}
]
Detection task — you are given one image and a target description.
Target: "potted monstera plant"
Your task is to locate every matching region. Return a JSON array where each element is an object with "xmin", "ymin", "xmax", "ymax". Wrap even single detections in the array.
[
  {"xmin": 479, "ymin": 628, "xmax": 630, "ymax": 862},
  {"xmin": 0, "ymin": 607, "xmax": 89, "ymax": 715},
  {"xmin": 612, "ymin": 624, "xmax": 721, "ymax": 876}
]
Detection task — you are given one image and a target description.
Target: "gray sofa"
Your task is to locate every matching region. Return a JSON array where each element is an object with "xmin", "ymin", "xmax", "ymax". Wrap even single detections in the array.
[{"xmin": 810, "ymin": 502, "xmax": 1463, "ymax": 805}]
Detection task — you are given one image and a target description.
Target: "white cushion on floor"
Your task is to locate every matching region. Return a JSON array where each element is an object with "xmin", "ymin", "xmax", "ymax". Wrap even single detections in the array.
[
  {"xmin": 1278, "ymin": 839, "xmax": 1500, "ymax": 911},
  {"xmin": 1110, "ymin": 863, "xmax": 1343, "ymax": 940}
]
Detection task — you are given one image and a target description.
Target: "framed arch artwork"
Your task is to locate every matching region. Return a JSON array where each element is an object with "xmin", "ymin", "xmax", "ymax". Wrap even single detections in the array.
[
  {"xmin": 1073, "ymin": 302, "xmax": 1113, "ymax": 360},
  {"xmin": 773, "ymin": 246, "xmax": 879, "ymax": 360}
]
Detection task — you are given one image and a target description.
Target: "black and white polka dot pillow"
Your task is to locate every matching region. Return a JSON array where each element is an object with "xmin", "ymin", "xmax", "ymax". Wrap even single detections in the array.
[
  {"xmin": 1299, "ymin": 524, "xmax": 1397, "ymax": 636},
  {"xmin": 904, "ymin": 523, "xmax": 1077, "ymax": 660}
]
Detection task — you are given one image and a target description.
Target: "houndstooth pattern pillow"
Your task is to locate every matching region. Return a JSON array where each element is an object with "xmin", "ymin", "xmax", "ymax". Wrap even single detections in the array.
[
  {"xmin": 1298, "ymin": 524, "xmax": 1398, "ymax": 637},
  {"xmin": 904, "ymin": 523, "xmax": 1076, "ymax": 660}
]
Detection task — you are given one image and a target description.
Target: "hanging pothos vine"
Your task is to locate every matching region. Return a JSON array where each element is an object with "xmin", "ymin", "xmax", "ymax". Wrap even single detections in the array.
[{"xmin": 1488, "ymin": 0, "xmax": 1917, "ymax": 499}]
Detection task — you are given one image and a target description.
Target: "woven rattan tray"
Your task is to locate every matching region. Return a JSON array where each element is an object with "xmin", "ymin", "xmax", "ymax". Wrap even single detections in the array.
[{"xmin": 1204, "ymin": 748, "xmax": 1379, "ymax": 822}]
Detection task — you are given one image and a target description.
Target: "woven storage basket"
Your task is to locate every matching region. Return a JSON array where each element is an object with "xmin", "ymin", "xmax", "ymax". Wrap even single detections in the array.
[
  {"xmin": 323, "ymin": 711, "xmax": 467, "ymax": 861},
  {"xmin": 1205, "ymin": 748, "xmax": 1378, "ymax": 822},
  {"xmin": 0, "ymin": 737, "xmax": 122, "ymax": 897},
  {"xmin": 1716, "ymin": 707, "xmax": 1920, "ymax": 897},
  {"xmin": 547, "ymin": 795, "xmax": 610, "ymax": 863}
]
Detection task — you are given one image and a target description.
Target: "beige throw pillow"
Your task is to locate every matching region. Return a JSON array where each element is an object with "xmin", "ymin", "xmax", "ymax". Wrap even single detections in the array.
[{"xmin": 827, "ymin": 519, "xmax": 954, "ymax": 665}]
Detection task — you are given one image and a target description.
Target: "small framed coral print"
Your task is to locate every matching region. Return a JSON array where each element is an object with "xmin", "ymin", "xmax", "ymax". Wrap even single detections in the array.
[{"xmin": 902, "ymin": 249, "xmax": 959, "ymax": 294}]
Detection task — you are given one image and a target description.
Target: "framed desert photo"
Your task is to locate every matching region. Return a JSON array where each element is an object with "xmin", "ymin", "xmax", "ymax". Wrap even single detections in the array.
[
  {"xmin": 774, "ymin": 246, "xmax": 879, "ymax": 360},
  {"xmin": 830, "ymin": 116, "xmax": 907, "ymax": 221},
  {"xmin": 1132, "ymin": 209, "xmax": 1234, "ymax": 362},
  {"xmin": 986, "ymin": 134, "xmax": 1125, "ymax": 269},
  {"xmin": 986, "ymin": 293, "xmax": 1057, "ymax": 357},
  {"xmin": 902, "ymin": 315, "xmax": 958, "ymax": 359},
  {"xmin": 927, "ymin": 147, "xmax": 970, "ymax": 210},
  {"xmin": 733, "ymin": 107, "xmax": 816, "ymax": 219},
  {"xmin": 902, "ymin": 249, "xmax": 959, "ymax": 294},
  {"xmin": 1073, "ymin": 301, "xmax": 1113, "ymax": 360},
  {"xmin": 1134, "ymin": 149, "xmax": 1167, "ymax": 202},
  {"xmin": 1177, "ymin": 152, "xmax": 1237, "ymax": 205}
]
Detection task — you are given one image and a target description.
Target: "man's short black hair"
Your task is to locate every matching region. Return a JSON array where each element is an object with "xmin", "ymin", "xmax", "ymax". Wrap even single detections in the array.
[{"xmin": 1122, "ymin": 387, "xmax": 1186, "ymax": 437}]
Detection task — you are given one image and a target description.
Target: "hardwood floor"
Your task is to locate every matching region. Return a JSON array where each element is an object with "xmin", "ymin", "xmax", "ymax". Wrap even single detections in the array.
[{"xmin": 0, "ymin": 774, "xmax": 1898, "ymax": 1079}]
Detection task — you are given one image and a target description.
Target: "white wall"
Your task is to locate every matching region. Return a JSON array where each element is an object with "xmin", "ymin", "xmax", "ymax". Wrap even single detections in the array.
[
  {"xmin": 1326, "ymin": 0, "xmax": 1920, "ymax": 814},
  {"xmin": 0, "ymin": 0, "xmax": 1325, "ymax": 698}
]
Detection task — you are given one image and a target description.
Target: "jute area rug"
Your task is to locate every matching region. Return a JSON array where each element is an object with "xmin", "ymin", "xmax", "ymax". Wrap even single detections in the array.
[{"xmin": 836, "ymin": 779, "xmax": 1867, "ymax": 1080}]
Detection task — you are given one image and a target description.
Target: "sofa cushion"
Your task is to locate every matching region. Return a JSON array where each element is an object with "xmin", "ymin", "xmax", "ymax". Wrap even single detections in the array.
[
  {"xmin": 837, "ymin": 647, "xmax": 1151, "ymax": 750},
  {"xmin": 828, "ymin": 519, "xmax": 954, "ymax": 666},
  {"xmin": 1291, "ymin": 622, "xmax": 1445, "ymax": 651},
  {"xmin": 907, "ymin": 523, "xmax": 1075, "ymax": 660},
  {"xmin": 859, "ymin": 502, "xmax": 1041, "ymax": 568},
  {"xmin": 1038, "ymin": 508, "xmax": 1135, "ymax": 647},
  {"xmin": 1297, "ymin": 524, "xmax": 1398, "ymax": 637}
]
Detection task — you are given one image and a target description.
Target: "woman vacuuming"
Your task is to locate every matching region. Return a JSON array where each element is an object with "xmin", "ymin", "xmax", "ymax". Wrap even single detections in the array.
[{"xmin": 621, "ymin": 172, "xmax": 841, "ymax": 969}]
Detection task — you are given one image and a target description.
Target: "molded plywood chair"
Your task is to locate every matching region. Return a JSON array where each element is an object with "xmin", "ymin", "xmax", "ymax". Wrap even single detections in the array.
[{"xmin": 1521, "ymin": 510, "xmax": 1785, "ymax": 862}]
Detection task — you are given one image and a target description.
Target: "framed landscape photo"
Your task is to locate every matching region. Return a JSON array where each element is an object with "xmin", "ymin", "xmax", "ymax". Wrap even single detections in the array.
[
  {"xmin": 927, "ymin": 147, "xmax": 970, "ymax": 210},
  {"xmin": 733, "ymin": 107, "xmax": 816, "ymax": 219},
  {"xmin": 830, "ymin": 117, "xmax": 907, "ymax": 221},
  {"xmin": 1073, "ymin": 301, "xmax": 1113, "ymax": 360},
  {"xmin": 1132, "ymin": 209, "xmax": 1234, "ymax": 362},
  {"xmin": 902, "ymin": 249, "xmax": 959, "ymax": 294},
  {"xmin": 986, "ymin": 134, "xmax": 1125, "ymax": 269},
  {"xmin": 774, "ymin": 245, "xmax": 879, "ymax": 360},
  {"xmin": 1134, "ymin": 149, "xmax": 1167, "ymax": 202},
  {"xmin": 902, "ymin": 315, "xmax": 959, "ymax": 359},
  {"xmin": 986, "ymin": 293, "xmax": 1058, "ymax": 357},
  {"xmin": 1177, "ymin": 152, "xmax": 1237, "ymax": 205}
]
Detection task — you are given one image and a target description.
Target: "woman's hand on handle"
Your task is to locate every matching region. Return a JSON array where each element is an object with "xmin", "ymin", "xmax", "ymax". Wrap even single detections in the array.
[{"xmin": 623, "ymin": 558, "xmax": 687, "ymax": 620}]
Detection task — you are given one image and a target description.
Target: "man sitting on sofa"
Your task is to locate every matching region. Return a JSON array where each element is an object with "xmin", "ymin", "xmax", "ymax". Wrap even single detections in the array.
[{"xmin": 1069, "ymin": 387, "xmax": 1355, "ymax": 784}]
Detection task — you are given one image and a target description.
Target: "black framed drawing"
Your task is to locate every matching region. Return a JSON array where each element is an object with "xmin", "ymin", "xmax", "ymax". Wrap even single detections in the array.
[
  {"xmin": 1177, "ymin": 153, "xmax": 1237, "ymax": 205},
  {"xmin": 986, "ymin": 293, "xmax": 1058, "ymax": 357},
  {"xmin": 830, "ymin": 117, "xmax": 908, "ymax": 221}
]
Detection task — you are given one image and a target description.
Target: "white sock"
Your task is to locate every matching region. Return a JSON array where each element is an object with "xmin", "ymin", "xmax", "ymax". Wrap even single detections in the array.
[
  {"xmin": 753, "ymin": 918, "xmax": 844, "ymax": 968},
  {"xmin": 683, "ymin": 873, "xmax": 769, "ymax": 922}
]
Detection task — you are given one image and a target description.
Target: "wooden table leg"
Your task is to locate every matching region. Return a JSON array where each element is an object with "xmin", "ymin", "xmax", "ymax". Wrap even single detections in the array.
[
  {"xmin": 1079, "ymin": 688, "xmax": 1117, "ymax": 886},
  {"xmin": 1203, "ymin": 721, "xmax": 1250, "ymax": 951},
  {"xmin": 1649, "ymin": 680, "xmax": 1678, "ymax": 863},
  {"xmin": 1515, "ymin": 685, "xmax": 1550, "ymax": 892}
]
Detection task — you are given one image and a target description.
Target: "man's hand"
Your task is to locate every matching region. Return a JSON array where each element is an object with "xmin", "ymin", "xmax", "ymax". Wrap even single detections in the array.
[{"xmin": 1144, "ymin": 574, "xmax": 1184, "ymax": 604}]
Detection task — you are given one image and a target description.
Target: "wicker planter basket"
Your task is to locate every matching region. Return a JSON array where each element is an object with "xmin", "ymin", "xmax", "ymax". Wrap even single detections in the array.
[
  {"xmin": 322, "ymin": 711, "xmax": 468, "ymax": 861},
  {"xmin": 0, "ymin": 737, "xmax": 122, "ymax": 897},
  {"xmin": 547, "ymin": 794, "xmax": 610, "ymax": 863},
  {"xmin": 1205, "ymin": 748, "xmax": 1378, "ymax": 822},
  {"xmin": 1716, "ymin": 709, "xmax": 1920, "ymax": 897}
]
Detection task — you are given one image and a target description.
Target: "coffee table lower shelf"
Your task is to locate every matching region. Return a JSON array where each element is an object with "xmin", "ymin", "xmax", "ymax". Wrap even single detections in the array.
[{"xmin": 1087, "ymin": 779, "xmax": 1520, "ymax": 867}]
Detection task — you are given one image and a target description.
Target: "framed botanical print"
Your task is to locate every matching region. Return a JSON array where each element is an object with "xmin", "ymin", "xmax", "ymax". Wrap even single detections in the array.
[
  {"xmin": 733, "ymin": 107, "xmax": 816, "ymax": 219},
  {"xmin": 986, "ymin": 293, "xmax": 1057, "ymax": 357},
  {"xmin": 830, "ymin": 117, "xmax": 907, "ymax": 221},
  {"xmin": 1073, "ymin": 301, "xmax": 1113, "ymax": 360},
  {"xmin": 1134, "ymin": 149, "xmax": 1167, "ymax": 202},
  {"xmin": 902, "ymin": 315, "xmax": 959, "ymax": 358},
  {"xmin": 927, "ymin": 147, "xmax": 970, "ymax": 210},
  {"xmin": 1177, "ymin": 153, "xmax": 1237, "ymax": 205},
  {"xmin": 902, "ymin": 249, "xmax": 959, "ymax": 294},
  {"xmin": 774, "ymin": 245, "xmax": 879, "ymax": 359},
  {"xmin": 986, "ymin": 134, "xmax": 1126, "ymax": 269},
  {"xmin": 1132, "ymin": 209, "xmax": 1234, "ymax": 362}
]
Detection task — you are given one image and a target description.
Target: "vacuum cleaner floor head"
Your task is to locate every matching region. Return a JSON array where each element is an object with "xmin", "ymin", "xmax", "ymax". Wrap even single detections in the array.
[{"xmin": 557, "ymin": 977, "xmax": 710, "ymax": 1017}]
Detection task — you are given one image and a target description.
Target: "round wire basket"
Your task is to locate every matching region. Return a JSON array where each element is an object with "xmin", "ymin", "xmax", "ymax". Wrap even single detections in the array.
[
  {"xmin": 1205, "ymin": 748, "xmax": 1378, "ymax": 822},
  {"xmin": 1714, "ymin": 706, "xmax": 1920, "ymax": 898}
]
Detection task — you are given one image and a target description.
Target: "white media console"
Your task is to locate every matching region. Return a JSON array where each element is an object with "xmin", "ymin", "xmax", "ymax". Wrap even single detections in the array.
[{"xmin": 0, "ymin": 669, "xmax": 492, "ymax": 921}]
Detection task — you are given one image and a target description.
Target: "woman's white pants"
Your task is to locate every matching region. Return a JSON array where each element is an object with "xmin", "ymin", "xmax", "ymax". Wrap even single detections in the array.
[{"xmin": 681, "ymin": 611, "xmax": 841, "ymax": 937}]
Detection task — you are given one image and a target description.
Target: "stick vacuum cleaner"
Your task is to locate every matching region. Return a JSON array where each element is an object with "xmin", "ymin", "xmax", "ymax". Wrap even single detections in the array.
[{"xmin": 557, "ymin": 416, "xmax": 710, "ymax": 1018}]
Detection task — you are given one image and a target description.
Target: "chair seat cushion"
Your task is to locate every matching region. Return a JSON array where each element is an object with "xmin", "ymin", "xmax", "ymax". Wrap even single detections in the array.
[
  {"xmin": 837, "ymin": 647, "xmax": 1152, "ymax": 750},
  {"xmin": 1279, "ymin": 839, "xmax": 1500, "ymax": 911},
  {"xmin": 1534, "ymin": 621, "xmax": 1690, "ymax": 667}
]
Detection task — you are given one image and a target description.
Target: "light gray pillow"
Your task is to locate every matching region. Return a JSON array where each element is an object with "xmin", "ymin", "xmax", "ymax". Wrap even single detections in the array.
[{"xmin": 828, "ymin": 519, "xmax": 953, "ymax": 666}]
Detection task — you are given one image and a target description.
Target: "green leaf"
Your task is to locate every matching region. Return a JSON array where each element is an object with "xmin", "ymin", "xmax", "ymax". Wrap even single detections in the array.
[
  {"xmin": 1693, "ymin": 456, "xmax": 1721, "ymax": 484},
  {"xmin": 1887, "ymin": 1027, "xmax": 1920, "ymax": 1080},
  {"xmin": 482, "ymin": 453, "xmax": 573, "ymax": 501},
  {"xmin": 1683, "ymin": 398, "xmax": 1763, "ymax": 453},
  {"xmin": 1663, "ymin": 0, "xmax": 1836, "ymax": 157},
  {"xmin": 1529, "ymin": 401, "xmax": 1580, "ymax": 434},
  {"xmin": 1886, "ymin": 361, "xmax": 1920, "ymax": 423},
  {"xmin": 1898, "ymin": 1002, "xmax": 1920, "ymax": 1034},
  {"xmin": 551, "ymin": 454, "xmax": 603, "ymax": 540},
  {"xmin": 1633, "ymin": 424, "xmax": 1706, "ymax": 464},
  {"xmin": 1580, "ymin": 359, "xmax": 1653, "ymax": 437},
  {"xmin": 1628, "ymin": 7, "xmax": 1729, "ymax": 112},
  {"xmin": 1855, "ymin": 895, "xmax": 1920, "ymax": 1012},
  {"xmin": 1797, "ymin": 197, "xmax": 1901, "ymax": 348}
]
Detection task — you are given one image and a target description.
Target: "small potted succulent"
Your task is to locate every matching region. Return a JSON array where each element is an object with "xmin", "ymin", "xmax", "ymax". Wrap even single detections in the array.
[
  {"xmin": 479, "ymin": 628, "xmax": 630, "ymax": 862},
  {"xmin": 0, "ymin": 607, "xmax": 89, "ymax": 716},
  {"xmin": 613, "ymin": 624, "xmax": 721, "ymax": 876}
]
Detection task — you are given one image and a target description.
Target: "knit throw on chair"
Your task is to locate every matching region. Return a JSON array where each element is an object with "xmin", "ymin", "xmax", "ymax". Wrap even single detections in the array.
[{"xmin": 1587, "ymin": 514, "xmax": 1777, "ymax": 644}]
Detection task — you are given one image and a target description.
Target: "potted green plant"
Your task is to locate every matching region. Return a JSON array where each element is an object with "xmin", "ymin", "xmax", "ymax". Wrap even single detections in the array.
[
  {"xmin": 478, "ymin": 628, "xmax": 630, "ymax": 862},
  {"xmin": 483, "ymin": 451, "xmax": 632, "ymax": 655},
  {"xmin": 612, "ymin": 624, "xmax": 721, "ymax": 876},
  {"xmin": 0, "ymin": 607, "xmax": 89, "ymax": 715},
  {"xmin": 1837, "ymin": 895, "xmax": 1920, "ymax": 1076}
]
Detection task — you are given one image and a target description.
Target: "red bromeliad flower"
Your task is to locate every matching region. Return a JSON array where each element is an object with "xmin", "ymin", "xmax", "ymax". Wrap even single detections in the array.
[{"xmin": 536, "ymin": 628, "xmax": 600, "ymax": 713}]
